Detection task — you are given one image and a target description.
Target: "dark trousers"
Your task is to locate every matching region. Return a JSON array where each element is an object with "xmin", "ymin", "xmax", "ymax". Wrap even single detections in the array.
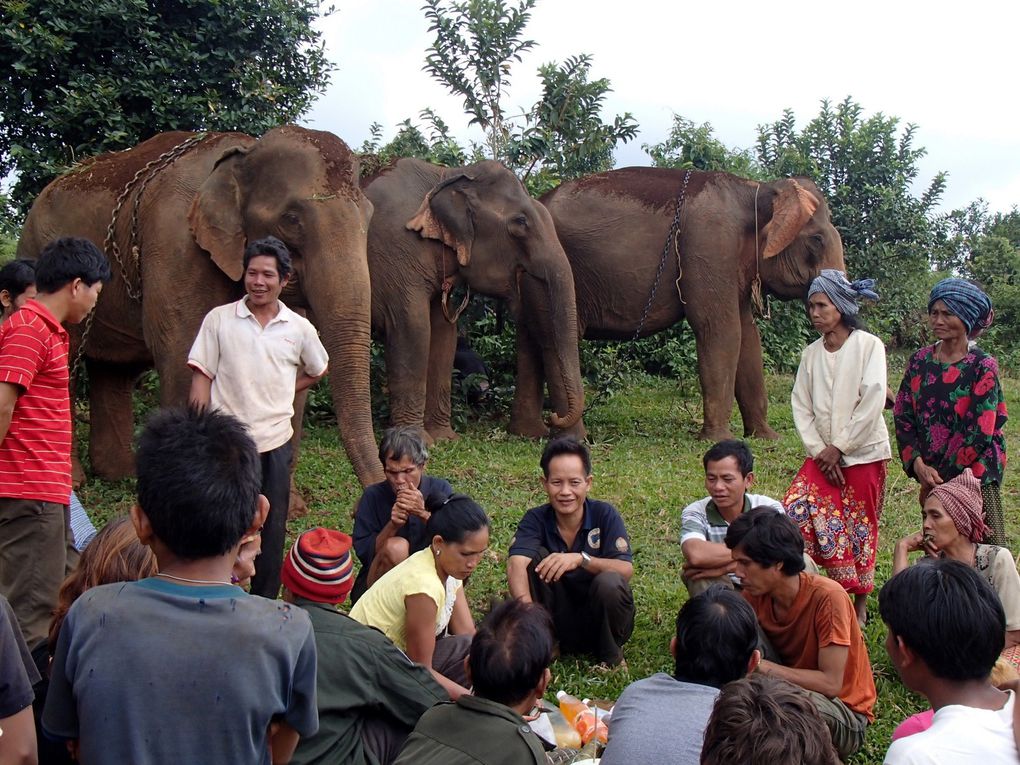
[
  {"xmin": 250, "ymin": 442, "xmax": 292, "ymax": 599},
  {"xmin": 526, "ymin": 549, "xmax": 634, "ymax": 665}
]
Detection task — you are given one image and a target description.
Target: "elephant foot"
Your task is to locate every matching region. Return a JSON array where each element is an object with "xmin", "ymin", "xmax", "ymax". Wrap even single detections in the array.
[
  {"xmin": 71, "ymin": 454, "xmax": 86, "ymax": 489},
  {"xmin": 745, "ymin": 424, "xmax": 781, "ymax": 440},
  {"xmin": 508, "ymin": 417, "xmax": 551, "ymax": 439},
  {"xmin": 550, "ymin": 419, "xmax": 587, "ymax": 442},
  {"xmin": 698, "ymin": 425, "xmax": 735, "ymax": 442},
  {"xmin": 288, "ymin": 485, "xmax": 309, "ymax": 520},
  {"xmin": 425, "ymin": 424, "xmax": 460, "ymax": 443}
]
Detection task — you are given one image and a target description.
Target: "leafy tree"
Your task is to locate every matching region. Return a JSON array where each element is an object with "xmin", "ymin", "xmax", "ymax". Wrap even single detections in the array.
[
  {"xmin": 420, "ymin": 0, "xmax": 636, "ymax": 190},
  {"xmin": 643, "ymin": 115, "xmax": 762, "ymax": 178},
  {"xmin": 358, "ymin": 109, "xmax": 471, "ymax": 176},
  {"xmin": 1, "ymin": 0, "xmax": 334, "ymax": 214}
]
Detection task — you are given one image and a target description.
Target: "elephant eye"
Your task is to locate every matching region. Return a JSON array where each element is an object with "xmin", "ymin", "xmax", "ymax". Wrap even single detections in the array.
[
  {"xmin": 282, "ymin": 211, "xmax": 300, "ymax": 226},
  {"xmin": 511, "ymin": 214, "xmax": 528, "ymax": 228}
]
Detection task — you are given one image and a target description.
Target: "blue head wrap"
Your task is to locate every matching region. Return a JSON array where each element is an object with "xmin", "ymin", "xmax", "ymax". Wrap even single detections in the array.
[
  {"xmin": 807, "ymin": 269, "xmax": 879, "ymax": 318},
  {"xmin": 928, "ymin": 278, "xmax": 992, "ymax": 335}
]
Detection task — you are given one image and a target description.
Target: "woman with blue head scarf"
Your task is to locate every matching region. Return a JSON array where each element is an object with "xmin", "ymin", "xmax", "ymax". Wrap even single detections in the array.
[
  {"xmin": 893, "ymin": 278, "xmax": 1007, "ymax": 546},
  {"xmin": 784, "ymin": 270, "xmax": 891, "ymax": 626}
]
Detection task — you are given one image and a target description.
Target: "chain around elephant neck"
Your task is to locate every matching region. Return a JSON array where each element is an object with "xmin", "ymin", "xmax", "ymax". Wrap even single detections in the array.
[{"xmin": 632, "ymin": 169, "xmax": 692, "ymax": 344}]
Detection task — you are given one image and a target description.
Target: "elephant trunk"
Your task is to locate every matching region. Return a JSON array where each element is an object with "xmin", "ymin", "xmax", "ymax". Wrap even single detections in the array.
[
  {"xmin": 303, "ymin": 220, "xmax": 383, "ymax": 488},
  {"xmin": 519, "ymin": 270, "xmax": 585, "ymax": 431}
]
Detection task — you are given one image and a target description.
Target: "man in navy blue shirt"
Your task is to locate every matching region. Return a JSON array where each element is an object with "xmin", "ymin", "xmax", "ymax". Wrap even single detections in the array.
[
  {"xmin": 351, "ymin": 426, "xmax": 453, "ymax": 602},
  {"xmin": 507, "ymin": 437, "xmax": 635, "ymax": 666}
]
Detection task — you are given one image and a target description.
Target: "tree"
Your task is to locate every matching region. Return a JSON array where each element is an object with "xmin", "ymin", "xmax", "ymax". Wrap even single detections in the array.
[
  {"xmin": 643, "ymin": 115, "xmax": 762, "ymax": 178},
  {"xmin": 358, "ymin": 109, "xmax": 471, "ymax": 176},
  {"xmin": 1, "ymin": 0, "xmax": 334, "ymax": 214},
  {"xmin": 421, "ymin": 0, "xmax": 636, "ymax": 190}
]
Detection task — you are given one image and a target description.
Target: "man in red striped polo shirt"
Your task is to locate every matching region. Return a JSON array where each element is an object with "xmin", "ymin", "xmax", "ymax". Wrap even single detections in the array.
[{"xmin": 0, "ymin": 238, "xmax": 110, "ymax": 653}]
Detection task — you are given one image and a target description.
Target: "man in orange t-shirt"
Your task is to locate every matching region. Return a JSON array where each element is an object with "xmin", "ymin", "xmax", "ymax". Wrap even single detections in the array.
[{"xmin": 725, "ymin": 507, "xmax": 876, "ymax": 761}]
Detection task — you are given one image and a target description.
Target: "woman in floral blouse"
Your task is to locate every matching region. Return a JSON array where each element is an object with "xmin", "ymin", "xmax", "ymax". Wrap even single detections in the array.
[{"xmin": 894, "ymin": 278, "xmax": 1007, "ymax": 545}]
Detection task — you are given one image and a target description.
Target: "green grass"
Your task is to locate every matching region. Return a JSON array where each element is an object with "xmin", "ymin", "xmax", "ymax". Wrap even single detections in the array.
[{"xmin": 75, "ymin": 368, "xmax": 1020, "ymax": 764}]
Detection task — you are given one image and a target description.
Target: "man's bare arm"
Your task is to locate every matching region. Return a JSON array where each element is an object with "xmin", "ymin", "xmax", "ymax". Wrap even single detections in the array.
[
  {"xmin": 188, "ymin": 369, "xmax": 212, "ymax": 410},
  {"xmin": 758, "ymin": 644, "xmax": 848, "ymax": 698},
  {"xmin": 507, "ymin": 555, "xmax": 533, "ymax": 602},
  {"xmin": 681, "ymin": 538, "xmax": 734, "ymax": 569}
]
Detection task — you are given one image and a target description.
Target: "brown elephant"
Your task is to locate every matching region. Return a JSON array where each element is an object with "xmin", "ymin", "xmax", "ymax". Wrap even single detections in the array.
[
  {"xmin": 361, "ymin": 158, "xmax": 584, "ymax": 441},
  {"xmin": 17, "ymin": 125, "xmax": 384, "ymax": 487},
  {"xmin": 510, "ymin": 167, "xmax": 846, "ymax": 441}
]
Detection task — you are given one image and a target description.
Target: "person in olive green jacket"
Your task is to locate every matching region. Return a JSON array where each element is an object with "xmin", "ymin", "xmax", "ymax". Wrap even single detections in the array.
[
  {"xmin": 283, "ymin": 528, "xmax": 447, "ymax": 765},
  {"xmin": 393, "ymin": 599, "xmax": 551, "ymax": 765}
]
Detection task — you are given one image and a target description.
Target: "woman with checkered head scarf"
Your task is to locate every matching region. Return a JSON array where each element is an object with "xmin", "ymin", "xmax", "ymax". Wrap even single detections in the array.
[
  {"xmin": 892, "ymin": 468, "xmax": 1020, "ymax": 654},
  {"xmin": 893, "ymin": 278, "xmax": 1008, "ymax": 546},
  {"xmin": 783, "ymin": 270, "xmax": 890, "ymax": 627}
]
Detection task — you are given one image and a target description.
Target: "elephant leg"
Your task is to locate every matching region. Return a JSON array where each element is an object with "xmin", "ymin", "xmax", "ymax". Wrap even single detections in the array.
[
  {"xmin": 735, "ymin": 307, "xmax": 779, "ymax": 440},
  {"xmin": 384, "ymin": 303, "xmax": 432, "ymax": 435},
  {"xmin": 509, "ymin": 324, "xmax": 551, "ymax": 439},
  {"xmin": 686, "ymin": 311, "xmax": 739, "ymax": 442},
  {"xmin": 423, "ymin": 300, "xmax": 459, "ymax": 442},
  {"xmin": 288, "ymin": 388, "xmax": 309, "ymax": 519},
  {"xmin": 86, "ymin": 360, "xmax": 144, "ymax": 479}
]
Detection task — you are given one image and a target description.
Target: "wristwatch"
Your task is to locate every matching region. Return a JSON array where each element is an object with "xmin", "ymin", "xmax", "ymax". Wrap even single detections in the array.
[{"xmin": 580, "ymin": 551, "xmax": 592, "ymax": 569}]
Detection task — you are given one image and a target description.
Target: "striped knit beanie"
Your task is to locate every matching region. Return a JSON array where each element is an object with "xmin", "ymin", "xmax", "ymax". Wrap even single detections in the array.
[{"xmin": 281, "ymin": 527, "xmax": 355, "ymax": 604}]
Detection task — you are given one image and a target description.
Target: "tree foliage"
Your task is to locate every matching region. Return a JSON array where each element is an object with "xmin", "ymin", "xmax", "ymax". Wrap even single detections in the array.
[
  {"xmin": 1, "ymin": 0, "xmax": 334, "ymax": 214},
  {"xmin": 419, "ymin": 0, "xmax": 636, "ymax": 192},
  {"xmin": 358, "ymin": 109, "xmax": 472, "ymax": 176}
]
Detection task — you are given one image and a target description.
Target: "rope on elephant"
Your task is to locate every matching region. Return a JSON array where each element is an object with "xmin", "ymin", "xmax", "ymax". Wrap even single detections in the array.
[{"xmin": 751, "ymin": 183, "xmax": 771, "ymax": 319}]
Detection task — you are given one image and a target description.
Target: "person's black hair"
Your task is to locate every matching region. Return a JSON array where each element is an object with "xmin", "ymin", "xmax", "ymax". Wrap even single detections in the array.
[
  {"xmin": 469, "ymin": 599, "xmax": 553, "ymax": 706},
  {"xmin": 242, "ymin": 236, "xmax": 293, "ymax": 279},
  {"xmin": 0, "ymin": 259, "xmax": 36, "ymax": 300},
  {"xmin": 136, "ymin": 407, "xmax": 262, "ymax": 560},
  {"xmin": 702, "ymin": 439, "xmax": 754, "ymax": 476},
  {"xmin": 34, "ymin": 238, "xmax": 111, "ymax": 293},
  {"xmin": 879, "ymin": 558, "xmax": 1005, "ymax": 681},
  {"xmin": 724, "ymin": 507, "xmax": 805, "ymax": 575},
  {"xmin": 425, "ymin": 492, "xmax": 490, "ymax": 544},
  {"xmin": 674, "ymin": 584, "xmax": 759, "ymax": 687},
  {"xmin": 539, "ymin": 436, "xmax": 591, "ymax": 477}
]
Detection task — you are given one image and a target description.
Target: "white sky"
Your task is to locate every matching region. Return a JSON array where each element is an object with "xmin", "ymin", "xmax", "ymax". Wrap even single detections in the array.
[{"xmin": 303, "ymin": 0, "xmax": 1020, "ymax": 214}]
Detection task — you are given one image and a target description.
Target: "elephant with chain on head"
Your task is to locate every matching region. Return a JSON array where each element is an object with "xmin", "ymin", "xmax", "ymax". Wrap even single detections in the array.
[
  {"xmin": 508, "ymin": 167, "xmax": 846, "ymax": 441},
  {"xmin": 361, "ymin": 158, "xmax": 584, "ymax": 442},
  {"xmin": 16, "ymin": 125, "xmax": 383, "ymax": 487}
]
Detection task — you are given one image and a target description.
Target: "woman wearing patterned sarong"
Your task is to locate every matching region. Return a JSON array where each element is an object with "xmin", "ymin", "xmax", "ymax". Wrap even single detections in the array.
[
  {"xmin": 893, "ymin": 278, "xmax": 1008, "ymax": 546},
  {"xmin": 784, "ymin": 270, "xmax": 890, "ymax": 626}
]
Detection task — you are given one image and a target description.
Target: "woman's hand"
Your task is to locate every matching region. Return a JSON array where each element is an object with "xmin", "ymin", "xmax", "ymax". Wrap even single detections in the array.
[
  {"xmin": 814, "ymin": 445, "xmax": 845, "ymax": 486},
  {"xmin": 899, "ymin": 531, "xmax": 939, "ymax": 557},
  {"xmin": 913, "ymin": 457, "xmax": 944, "ymax": 492}
]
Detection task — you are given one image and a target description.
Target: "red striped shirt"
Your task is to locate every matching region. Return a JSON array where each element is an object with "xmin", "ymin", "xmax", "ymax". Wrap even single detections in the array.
[{"xmin": 0, "ymin": 301, "xmax": 71, "ymax": 504}]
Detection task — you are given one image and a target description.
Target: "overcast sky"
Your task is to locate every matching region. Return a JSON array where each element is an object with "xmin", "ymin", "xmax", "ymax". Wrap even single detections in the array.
[{"xmin": 303, "ymin": 0, "xmax": 1019, "ymax": 213}]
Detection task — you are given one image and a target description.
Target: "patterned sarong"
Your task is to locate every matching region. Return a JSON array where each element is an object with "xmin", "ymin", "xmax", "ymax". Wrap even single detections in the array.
[{"xmin": 784, "ymin": 459, "xmax": 887, "ymax": 595}]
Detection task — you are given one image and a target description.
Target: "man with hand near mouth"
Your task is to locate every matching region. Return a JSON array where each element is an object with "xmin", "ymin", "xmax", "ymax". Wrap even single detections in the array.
[
  {"xmin": 507, "ymin": 437, "xmax": 634, "ymax": 667},
  {"xmin": 189, "ymin": 236, "xmax": 328, "ymax": 599}
]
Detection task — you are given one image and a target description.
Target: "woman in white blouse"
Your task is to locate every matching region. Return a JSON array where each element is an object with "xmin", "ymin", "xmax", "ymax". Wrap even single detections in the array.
[{"xmin": 783, "ymin": 270, "xmax": 891, "ymax": 626}]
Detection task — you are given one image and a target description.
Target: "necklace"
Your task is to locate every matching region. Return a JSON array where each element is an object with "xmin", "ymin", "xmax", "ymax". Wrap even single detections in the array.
[{"xmin": 156, "ymin": 572, "xmax": 234, "ymax": 587}]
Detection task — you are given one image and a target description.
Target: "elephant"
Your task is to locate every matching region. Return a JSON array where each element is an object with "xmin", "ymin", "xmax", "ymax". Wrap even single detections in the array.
[
  {"xmin": 510, "ymin": 167, "xmax": 846, "ymax": 442},
  {"xmin": 16, "ymin": 125, "xmax": 384, "ymax": 487},
  {"xmin": 360, "ymin": 158, "xmax": 584, "ymax": 442}
]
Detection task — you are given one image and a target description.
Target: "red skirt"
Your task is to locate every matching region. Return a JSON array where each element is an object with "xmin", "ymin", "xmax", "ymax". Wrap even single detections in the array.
[{"xmin": 784, "ymin": 458, "xmax": 887, "ymax": 595}]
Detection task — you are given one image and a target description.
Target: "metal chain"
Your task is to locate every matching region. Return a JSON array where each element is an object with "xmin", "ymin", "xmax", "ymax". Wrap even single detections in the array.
[
  {"xmin": 584, "ymin": 170, "xmax": 693, "ymax": 414},
  {"xmin": 103, "ymin": 132, "xmax": 210, "ymax": 302},
  {"xmin": 72, "ymin": 133, "xmax": 210, "ymax": 381}
]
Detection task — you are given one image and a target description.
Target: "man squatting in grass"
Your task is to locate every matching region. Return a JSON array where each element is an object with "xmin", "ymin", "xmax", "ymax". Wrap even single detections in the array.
[
  {"xmin": 725, "ymin": 507, "xmax": 876, "ymax": 761},
  {"xmin": 189, "ymin": 236, "xmax": 328, "ymax": 598},
  {"xmin": 507, "ymin": 437, "xmax": 635, "ymax": 667},
  {"xmin": 601, "ymin": 584, "xmax": 762, "ymax": 765},
  {"xmin": 350, "ymin": 426, "xmax": 453, "ymax": 603}
]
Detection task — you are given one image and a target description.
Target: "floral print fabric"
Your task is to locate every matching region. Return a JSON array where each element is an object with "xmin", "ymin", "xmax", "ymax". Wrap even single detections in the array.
[
  {"xmin": 893, "ymin": 345, "xmax": 1007, "ymax": 484},
  {"xmin": 785, "ymin": 458, "xmax": 887, "ymax": 595}
]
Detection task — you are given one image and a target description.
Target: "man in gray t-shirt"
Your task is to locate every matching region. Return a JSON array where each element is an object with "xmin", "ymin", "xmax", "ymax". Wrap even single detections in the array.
[{"xmin": 600, "ymin": 586, "xmax": 761, "ymax": 765}]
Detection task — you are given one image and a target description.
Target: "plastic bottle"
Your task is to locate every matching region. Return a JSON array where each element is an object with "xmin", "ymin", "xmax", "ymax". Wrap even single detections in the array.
[
  {"xmin": 556, "ymin": 691, "xmax": 608, "ymax": 745},
  {"xmin": 545, "ymin": 705, "xmax": 582, "ymax": 749}
]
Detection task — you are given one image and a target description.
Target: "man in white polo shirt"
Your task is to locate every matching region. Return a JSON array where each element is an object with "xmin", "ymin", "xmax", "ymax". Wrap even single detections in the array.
[
  {"xmin": 680, "ymin": 440, "xmax": 787, "ymax": 597},
  {"xmin": 189, "ymin": 237, "xmax": 328, "ymax": 598}
]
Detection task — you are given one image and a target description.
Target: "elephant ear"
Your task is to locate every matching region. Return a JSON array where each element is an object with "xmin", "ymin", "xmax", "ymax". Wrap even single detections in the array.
[
  {"xmin": 406, "ymin": 173, "xmax": 476, "ymax": 267},
  {"xmin": 760, "ymin": 179, "xmax": 819, "ymax": 259},
  {"xmin": 188, "ymin": 145, "xmax": 251, "ymax": 281}
]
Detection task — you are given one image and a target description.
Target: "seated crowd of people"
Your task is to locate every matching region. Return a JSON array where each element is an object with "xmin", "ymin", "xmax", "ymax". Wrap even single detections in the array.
[{"xmin": 0, "ymin": 238, "xmax": 1016, "ymax": 765}]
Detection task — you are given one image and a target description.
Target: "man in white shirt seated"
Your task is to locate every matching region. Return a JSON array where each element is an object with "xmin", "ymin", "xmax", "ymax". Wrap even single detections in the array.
[
  {"xmin": 881, "ymin": 558, "xmax": 1020, "ymax": 765},
  {"xmin": 680, "ymin": 440, "xmax": 787, "ymax": 597}
]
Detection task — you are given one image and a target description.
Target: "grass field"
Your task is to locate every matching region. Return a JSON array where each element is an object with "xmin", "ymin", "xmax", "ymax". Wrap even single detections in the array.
[{"xmin": 76, "ymin": 366, "xmax": 1020, "ymax": 764}]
